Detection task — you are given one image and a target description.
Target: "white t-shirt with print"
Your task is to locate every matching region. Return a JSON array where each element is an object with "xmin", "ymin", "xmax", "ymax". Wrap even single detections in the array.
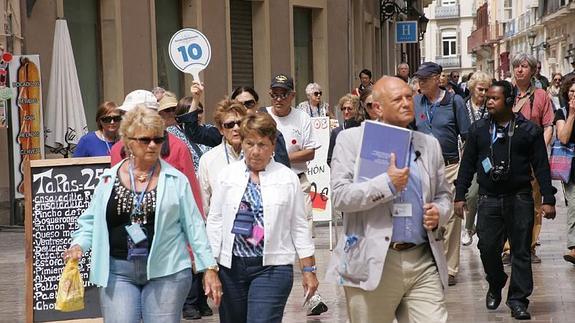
[{"xmin": 266, "ymin": 106, "xmax": 318, "ymax": 174}]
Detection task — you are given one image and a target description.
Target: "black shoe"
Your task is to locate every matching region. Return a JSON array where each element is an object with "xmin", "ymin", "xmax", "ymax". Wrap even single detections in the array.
[
  {"xmin": 448, "ymin": 274, "xmax": 457, "ymax": 286},
  {"xmin": 183, "ymin": 306, "xmax": 202, "ymax": 320},
  {"xmin": 486, "ymin": 289, "xmax": 502, "ymax": 310},
  {"xmin": 198, "ymin": 303, "xmax": 213, "ymax": 317},
  {"xmin": 509, "ymin": 304, "xmax": 531, "ymax": 320}
]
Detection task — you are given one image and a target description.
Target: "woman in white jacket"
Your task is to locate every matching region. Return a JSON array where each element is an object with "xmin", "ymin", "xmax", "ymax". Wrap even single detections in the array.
[{"xmin": 206, "ymin": 113, "xmax": 318, "ymax": 323}]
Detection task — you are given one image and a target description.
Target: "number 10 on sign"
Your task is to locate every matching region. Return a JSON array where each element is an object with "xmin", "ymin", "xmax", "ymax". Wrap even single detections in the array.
[{"xmin": 168, "ymin": 28, "xmax": 212, "ymax": 81}]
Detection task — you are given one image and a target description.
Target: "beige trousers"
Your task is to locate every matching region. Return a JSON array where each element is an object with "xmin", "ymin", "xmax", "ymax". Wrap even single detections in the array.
[
  {"xmin": 443, "ymin": 163, "xmax": 461, "ymax": 276},
  {"xmin": 344, "ymin": 244, "xmax": 447, "ymax": 323}
]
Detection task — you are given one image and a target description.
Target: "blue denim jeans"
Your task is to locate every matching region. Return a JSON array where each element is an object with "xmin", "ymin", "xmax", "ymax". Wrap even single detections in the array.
[
  {"xmin": 219, "ymin": 256, "xmax": 293, "ymax": 323},
  {"xmin": 99, "ymin": 257, "xmax": 192, "ymax": 323}
]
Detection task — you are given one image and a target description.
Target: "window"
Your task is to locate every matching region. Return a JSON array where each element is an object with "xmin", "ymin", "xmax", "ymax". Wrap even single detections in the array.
[
  {"xmin": 441, "ymin": 0, "xmax": 457, "ymax": 6},
  {"xmin": 442, "ymin": 30, "xmax": 457, "ymax": 57},
  {"xmin": 230, "ymin": 0, "xmax": 254, "ymax": 88},
  {"xmin": 155, "ymin": 0, "xmax": 183, "ymax": 98},
  {"xmin": 293, "ymin": 7, "xmax": 314, "ymax": 105}
]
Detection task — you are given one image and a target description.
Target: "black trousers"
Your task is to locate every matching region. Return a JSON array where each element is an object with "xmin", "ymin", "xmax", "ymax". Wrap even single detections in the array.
[{"xmin": 476, "ymin": 193, "xmax": 534, "ymax": 307}]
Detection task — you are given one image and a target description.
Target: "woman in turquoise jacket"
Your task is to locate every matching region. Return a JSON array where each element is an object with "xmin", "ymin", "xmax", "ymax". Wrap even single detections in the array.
[{"xmin": 63, "ymin": 105, "xmax": 222, "ymax": 323}]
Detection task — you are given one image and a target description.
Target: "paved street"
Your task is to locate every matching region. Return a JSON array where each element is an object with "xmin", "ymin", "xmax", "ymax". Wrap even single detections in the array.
[{"xmin": 1, "ymin": 183, "xmax": 575, "ymax": 322}]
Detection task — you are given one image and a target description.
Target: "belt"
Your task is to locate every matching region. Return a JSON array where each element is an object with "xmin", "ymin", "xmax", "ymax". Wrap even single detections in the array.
[
  {"xmin": 298, "ymin": 172, "xmax": 306, "ymax": 179},
  {"xmin": 389, "ymin": 242, "xmax": 417, "ymax": 251},
  {"xmin": 444, "ymin": 157, "xmax": 459, "ymax": 166}
]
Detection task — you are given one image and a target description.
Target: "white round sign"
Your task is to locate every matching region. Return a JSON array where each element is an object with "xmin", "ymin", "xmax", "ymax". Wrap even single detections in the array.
[{"xmin": 168, "ymin": 28, "xmax": 211, "ymax": 81}]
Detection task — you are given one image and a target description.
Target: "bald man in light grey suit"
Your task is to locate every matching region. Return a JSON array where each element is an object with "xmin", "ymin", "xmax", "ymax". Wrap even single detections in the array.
[{"xmin": 326, "ymin": 76, "xmax": 452, "ymax": 323}]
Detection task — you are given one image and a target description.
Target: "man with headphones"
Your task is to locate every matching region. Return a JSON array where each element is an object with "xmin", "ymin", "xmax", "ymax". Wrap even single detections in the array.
[{"xmin": 454, "ymin": 80, "xmax": 557, "ymax": 320}]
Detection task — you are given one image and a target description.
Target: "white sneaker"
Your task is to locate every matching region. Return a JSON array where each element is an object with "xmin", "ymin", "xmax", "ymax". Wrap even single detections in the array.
[
  {"xmin": 306, "ymin": 294, "xmax": 328, "ymax": 316},
  {"xmin": 461, "ymin": 230, "xmax": 473, "ymax": 246}
]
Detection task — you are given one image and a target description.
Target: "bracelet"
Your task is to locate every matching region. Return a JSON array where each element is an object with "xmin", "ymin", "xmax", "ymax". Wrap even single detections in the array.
[{"xmin": 302, "ymin": 265, "xmax": 317, "ymax": 273}]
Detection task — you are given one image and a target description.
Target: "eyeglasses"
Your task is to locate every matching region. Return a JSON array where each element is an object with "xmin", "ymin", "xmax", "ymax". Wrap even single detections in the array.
[
  {"xmin": 554, "ymin": 78, "xmax": 562, "ymax": 82},
  {"xmin": 313, "ymin": 91, "xmax": 322, "ymax": 97},
  {"xmin": 129, "ymin": 136, "xmax": 166, "ymax": 145},
  {"xmin": 240, "ymin": 100, "xmax": 256, "ymax": 109},
  {"xmin": 222, "ymin": 120, "xmax": 242, "ymax": 129},
  {"xmin": 100, "ymin": 116, "xmax": 122, "ymax": 124},
  {"xmin": 341, "ymin": 106, "xmax": 353, "ymax": 112},
  {"xmin": 270, "ymin": 92, "xmax": 289, "ymax": 101}
]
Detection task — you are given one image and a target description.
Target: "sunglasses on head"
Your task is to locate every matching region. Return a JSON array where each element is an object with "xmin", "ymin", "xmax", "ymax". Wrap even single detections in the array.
[
  {"xmin": 129, "ymin": 136, "xmax": 166, "ymax": 145},
  {"xmin": 222, "ymin": 120, "xmax": 242, "ymax": 129},
  {"xmin": 100, "ymin": 116, "xmax": 122, "ymax": 124},
  {"xmin": 313, "ymin": 91, "xmax": 322, "ymax": 97},
  {"xmin": 241, "ymin": 100, "xmax": 256, "ymax": 109},
  {"xmin": 270, "ymin": 92, "xmax": 289, "ymax": 101}
]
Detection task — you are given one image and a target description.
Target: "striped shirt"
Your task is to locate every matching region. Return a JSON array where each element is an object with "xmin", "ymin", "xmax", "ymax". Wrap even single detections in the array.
[{"xmin": 232, "ymin": 178, "xmax": 265, "ymax": 257}]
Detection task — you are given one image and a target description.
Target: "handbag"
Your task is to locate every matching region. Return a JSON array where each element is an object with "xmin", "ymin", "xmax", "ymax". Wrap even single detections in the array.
[{"xmin": 549, "ymin": 139, "xmax": 575, "ymax": 183}]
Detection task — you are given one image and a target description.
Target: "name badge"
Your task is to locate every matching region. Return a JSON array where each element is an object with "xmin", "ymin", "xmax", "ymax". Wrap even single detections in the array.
[
  {"xmin": 482, "ymin": 157, "xmax": 493, "ymax": 174},
  {"xmin": 392, "ymin": 203, "xmax": 412, "ymax": 217},
  {"xmin": 126, "ymin": 223, "xmax": 147, "ymax": 244}
]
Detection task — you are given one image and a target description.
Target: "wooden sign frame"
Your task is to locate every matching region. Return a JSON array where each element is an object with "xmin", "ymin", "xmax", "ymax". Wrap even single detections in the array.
[{"xmin": 24, "ymin": 156, "xmax": 109, "ymax": 323}]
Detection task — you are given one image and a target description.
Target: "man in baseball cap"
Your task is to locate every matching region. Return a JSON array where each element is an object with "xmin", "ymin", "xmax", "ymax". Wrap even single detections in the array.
[
  {"xmin": 117, "ymin": 89, "xmax": 159, "ymax": 112},
  {"xmin": 414, "ymin": 61, "xmax": 442, "ymax": 79}
]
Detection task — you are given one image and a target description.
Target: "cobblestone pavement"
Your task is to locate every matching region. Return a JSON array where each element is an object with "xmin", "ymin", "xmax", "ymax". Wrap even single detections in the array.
[{"xmin": 1, "ymin": 183, "xmax": 575, "ymax": 322}]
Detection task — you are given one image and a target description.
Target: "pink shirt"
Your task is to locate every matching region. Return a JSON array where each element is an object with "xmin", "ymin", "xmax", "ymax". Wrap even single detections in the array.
[{"xmin": 515, "ymin": 88, "xmax": 554, "ymax": 127}]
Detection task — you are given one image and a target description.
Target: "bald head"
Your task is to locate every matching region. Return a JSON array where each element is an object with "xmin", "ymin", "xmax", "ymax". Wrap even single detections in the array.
[{"xmin": 372, "ymin": 76, "xmax": 414, "ymax": 128}]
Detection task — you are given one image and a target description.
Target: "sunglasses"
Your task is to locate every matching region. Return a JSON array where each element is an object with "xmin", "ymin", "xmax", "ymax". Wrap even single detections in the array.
[
  {"xmin": 129, "ymin": 136, "xmax": 166, "ymax": 145},
  {"xmin": 341, "ymin": 106, "xmax": 353, "ymax": 112},
  {"xmin": 197, "ymin": 108, "xmax": 204, "ymax": 114},
  {"xmin": 365, "ymin": 102, "xmax": 373, "ymax": 109},
  {"xmin": 313, "ymin": 91, "xmax": 322, "ymax": 97},
  {"xmin": 161, "ymin": 107, "xmax": 176, "ymax": 113},
  {"xmin": 270, "ymin": 92, "xmax": 289, "ymax": 101},
  {"xmin": 100, "ymin": 116, "xmax": 122, "ymax": 124},
  {"xmin": 240, "ymin": 100, "xmax": 256, "ymax": 109},
  {"xmin": 554, "ymin": 78, "xmax": 562, "ymax": 82},
  {"xmin": 222, "ymin": 120, "xmax": 242, "ymax": 129}
]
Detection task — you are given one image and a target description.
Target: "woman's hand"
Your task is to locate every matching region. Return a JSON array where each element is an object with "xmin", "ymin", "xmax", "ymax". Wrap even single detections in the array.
[
  {"xmin": 203, "ymin": 269, "xmax": 223, "ymax": 307},
  {"xmin": 62, "ymin": 244, "xmax": 83, "ymax": 261},
  {"xmin": 302, "ymin": 272, "xmax": 319, "ymax": 302},
  {"xmin": 569, "ymin": 96, "xmax": 575, "ymax": 116}
]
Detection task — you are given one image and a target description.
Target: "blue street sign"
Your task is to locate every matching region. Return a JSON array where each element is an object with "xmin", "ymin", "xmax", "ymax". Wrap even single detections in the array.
[{"xmin": 395, "ymin": 21, "xmax": 418, "ymax": 44}]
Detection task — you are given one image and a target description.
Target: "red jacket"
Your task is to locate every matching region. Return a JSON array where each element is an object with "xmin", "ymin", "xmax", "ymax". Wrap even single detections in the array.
[{"xmin": 110, "ymin": 133, "xmax": 205, "ymax": 219}]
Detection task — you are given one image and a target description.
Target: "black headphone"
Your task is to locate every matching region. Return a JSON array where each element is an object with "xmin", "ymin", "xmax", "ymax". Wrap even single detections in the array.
[{"xmin": 493, "ymin": 80, "xmax": 515, "ymax": 108}]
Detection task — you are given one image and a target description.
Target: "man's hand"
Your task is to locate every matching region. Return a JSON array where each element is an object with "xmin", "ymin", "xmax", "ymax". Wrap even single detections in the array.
[
  {"xmin": 454, "ymin": 201, "xmax": 466, "ymax": 219},
  {"xmin": 387, "ymin": 153, "xmax": 409, "ymax": 192},
  {"xmin": 423, "ymin": 203, "xmax": 440, "ymax": 231},
  {"xmin": 542, "ymin": 204, "xmax": 556, "ymax": 219}
]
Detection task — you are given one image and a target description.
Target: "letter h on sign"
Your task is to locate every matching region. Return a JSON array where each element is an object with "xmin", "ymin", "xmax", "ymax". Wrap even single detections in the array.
[{"xmin": 395, "ymin": 21, "xmax": 418, "ymax": 44}]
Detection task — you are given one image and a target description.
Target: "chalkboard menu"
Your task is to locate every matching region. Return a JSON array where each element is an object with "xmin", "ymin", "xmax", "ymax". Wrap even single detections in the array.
[{"xmin": 24, "ymin": 157, "xmax": 110, "ymax": 322}]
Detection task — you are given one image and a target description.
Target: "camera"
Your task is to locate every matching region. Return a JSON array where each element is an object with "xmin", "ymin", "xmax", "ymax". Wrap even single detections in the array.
[{"xmin": 490, "ymin": 160, "xmax": 510, "ymax": 182}]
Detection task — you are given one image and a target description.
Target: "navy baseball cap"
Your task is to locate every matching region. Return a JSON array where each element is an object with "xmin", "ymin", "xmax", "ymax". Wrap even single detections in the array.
[
  {"xmin": 414, "ymin": 62, "xmax": 443, "ymax": 78},
  {"xmin": 270, "ymin": 74, "xmax": 294, "ymax": 90}
]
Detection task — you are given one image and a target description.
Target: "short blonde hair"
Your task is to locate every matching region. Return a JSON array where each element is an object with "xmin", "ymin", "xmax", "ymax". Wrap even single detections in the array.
[
  {"xmin": 338, "ymin": 94, "xmax": 360, "ymax": 114},
  {"xmin": 239, "ymin": 113, "xmax": 277, "ymax": 144},
  {"xmin": 120, "ymin": 105, "xmax": 165, "ymax": 146},
  {"xmin": 467, "ymin": 71, "xmax": 492, "ymax": 93},
  {"xmin": 213, "ymin": 99, "xmax": 248, "ymax": 130}
]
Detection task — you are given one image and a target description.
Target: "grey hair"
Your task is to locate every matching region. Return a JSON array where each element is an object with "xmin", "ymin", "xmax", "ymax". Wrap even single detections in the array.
[
  {"xmin": 305, "ymin": 83, "xmax": 322, "ymax": 97},
  {"xmin": 511, "ymin": 53, "xmax": 537, "ymax": 71}
]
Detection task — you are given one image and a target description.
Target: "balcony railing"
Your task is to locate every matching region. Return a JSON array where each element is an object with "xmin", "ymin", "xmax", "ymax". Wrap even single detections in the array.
[
  {"xmin": 468, "ymin": 25, "xmax": 488, "ymax": 53},
  {"xmin": 435, "ymin": 55, "xmax": 461, "ymax": 68},
  {"xmin": 505, "ymin": 19, "xmax": 516, "ymax": 37},
  {"xmin": 544, "ymin": 0, "xmax": 571, "ymax": 16},
  {"xmin": 517, "ymin": 11, "xmax": 535, "ymax": 33},
  {"xmin": 435, "ymin": 5, "xmax": 460, "ymax": 19}
]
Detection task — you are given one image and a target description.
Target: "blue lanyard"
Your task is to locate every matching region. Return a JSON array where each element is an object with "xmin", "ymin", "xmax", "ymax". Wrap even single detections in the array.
[
  {"xmin": 425, "ymin": 101, "xmax": 435, "ymax": 125},
  {"xmin": 247, "ymin": 179, "xmax": 262, "ymax": 216},
  {"xmin": 128, "ymin": 161, "xmax": 156, "ymax": 219},
  {"xmin": 491, "ymin": 123, "xmax": 498, "ymax": 144}
]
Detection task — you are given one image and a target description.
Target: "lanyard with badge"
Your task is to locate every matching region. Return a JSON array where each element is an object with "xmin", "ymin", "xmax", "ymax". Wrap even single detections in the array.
[
  {"xmin": 392, "ymin": 142, "xmax": 420, "ymax": 218},
  {"xmin": 125, "ymin": 161, "xmax": 156, "ymax": 260},
  {"xmin": 231, "ymin": 174, "xmax": 264, "ymax": 246}
]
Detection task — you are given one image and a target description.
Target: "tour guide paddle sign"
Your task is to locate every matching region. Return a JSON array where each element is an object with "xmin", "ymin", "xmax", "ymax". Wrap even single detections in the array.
[{"xmin": 168, "ymin": 28, "xmax": 211, "ymax": 81}]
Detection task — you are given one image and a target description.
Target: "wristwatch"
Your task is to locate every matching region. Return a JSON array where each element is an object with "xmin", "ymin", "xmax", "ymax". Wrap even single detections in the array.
[
  {"xmin": 206, "ymin": 264, "xmax": 220, "ymax": 272},
  {"xmin": 302, "ymin": 265, "xmax": 317, "ymax": 273}
]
